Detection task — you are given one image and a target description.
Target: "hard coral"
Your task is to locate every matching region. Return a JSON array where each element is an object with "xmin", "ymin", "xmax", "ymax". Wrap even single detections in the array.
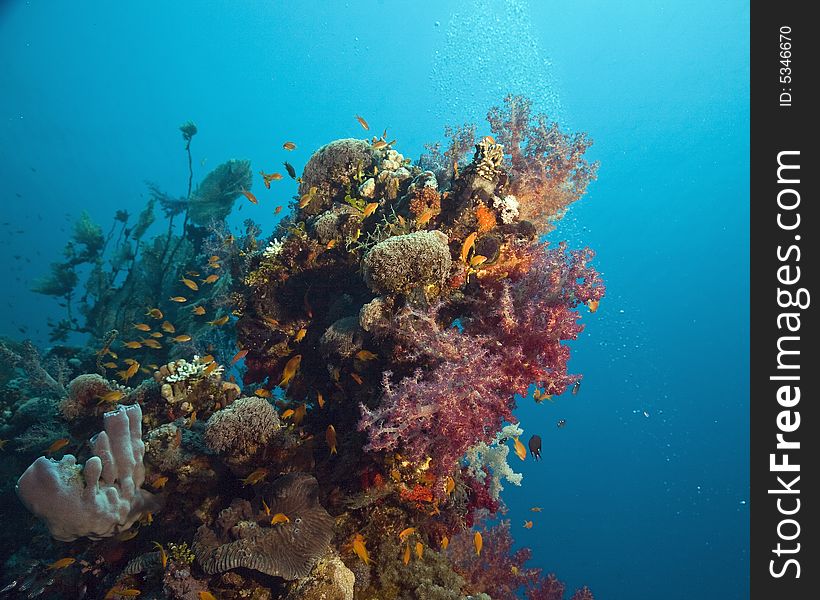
[
  {"xmin": 362, "ymin": 230, "xmax": 452, "ymax": 296},
  {"xmin": 203, "ymin": 396, "xmax": 281, "ymax": 464},
  {"xmin": 299, "ymin": 138, "xmax": 376, "ymax": 215},
  {"xmin": 193, "ymin": 473, "xmax": 334, "ymax": 580}
]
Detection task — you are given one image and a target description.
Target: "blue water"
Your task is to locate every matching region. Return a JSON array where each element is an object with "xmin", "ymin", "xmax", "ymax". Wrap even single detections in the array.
[{"xmin": 0, "ymin": 1, "xmax": 749, "ymax": 598}]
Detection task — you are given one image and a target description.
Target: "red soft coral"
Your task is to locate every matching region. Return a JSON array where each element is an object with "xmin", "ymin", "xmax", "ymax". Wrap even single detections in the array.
[
  {"xmin": 448, "ymin": 520, "xmax": 541, "ymax": 598},
  {"xmin": 487, "ymin": 94, "xmax": 598, "ymax": 233},
  {"xmin": 358, "ymin": 336, "xmax": 523, "ymax": 488},
  {"xmin": 468, "ymin": 241, "xmax": 605, "ymax": 395}
]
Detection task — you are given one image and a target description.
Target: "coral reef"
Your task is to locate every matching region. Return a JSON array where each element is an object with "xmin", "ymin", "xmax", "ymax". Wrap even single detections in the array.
[
  {"xmin": 15, "ymin": 404, "xmax": 160, "ymax": 541},
  {"xmin": 4, "ymin": 98, "xmax": 602, "ymax": 599}
]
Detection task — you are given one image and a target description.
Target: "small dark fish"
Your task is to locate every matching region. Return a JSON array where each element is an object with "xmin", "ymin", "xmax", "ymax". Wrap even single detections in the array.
[
  {"xmin": 557, "ymin": 419, "xmax": 566, "ymax": 429},
  {"xmin": 283, "ymin": 161, "xmax": 297, "ymax": 180},
  {"xmin": 571, "ymin": 381, "xmax": 581, "ymax": 395},
  {"xmin": 528, "ymin": 435, "xmax": 542, "ymax": 460}
]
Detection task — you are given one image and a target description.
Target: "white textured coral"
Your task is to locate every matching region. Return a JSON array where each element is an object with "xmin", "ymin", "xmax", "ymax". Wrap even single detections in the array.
[
  {"xmin": 16, "ymin": 404, "xmax": 160, "ymax": 541},
  {"xmin": 493, "ymin": 194, "xmax": 520, "ymax": 224},
  {"xmin": 263, "ymin": 238, "xmax": 285, "ymax": 258},
  {"xmin": 164, "ymin": 357, "xmax": 222, "ymax": 383},
  {"xmin": 464, "ymin": 423, "xmax": 524, "ymax": 500}
]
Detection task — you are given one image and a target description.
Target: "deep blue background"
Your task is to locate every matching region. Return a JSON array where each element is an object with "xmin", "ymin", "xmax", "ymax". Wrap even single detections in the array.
[{"xmin": 0, "ymin": 1, "xmax": 749, "ymax": 598}]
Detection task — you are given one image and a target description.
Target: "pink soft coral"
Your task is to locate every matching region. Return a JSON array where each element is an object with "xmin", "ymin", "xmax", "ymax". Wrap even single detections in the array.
[
  {"xmin": 358, "ymin": 332, "xmax": 524, "ymax": 487},
  {"xmin": 487, "ymin": 94, "xmax": 598, "ymax": 233},
  {"xmin": 448, "ymin": 521, "xmax": 541, "ymax": 598},
  {"xmin": 469, "ymin": 241, "xmax": 605, "ymax": 395}
]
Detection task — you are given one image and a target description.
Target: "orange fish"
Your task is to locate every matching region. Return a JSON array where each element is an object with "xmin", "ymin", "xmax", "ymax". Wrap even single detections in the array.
[
  {"xmin": 254, "ymin": 388, "xmax": 271, "ymax": 398},
  {"xmin": 461, "ymin": 232, "xmax": 478, "ymax": 263},
  {"xmin": 293, "ymin": 328, "xmax": 307, "ymax": 343},
  {"xmin": 316, "ymin": 392, "xmax": 325, "ymax": 408},
  {"xmin": 523, "ymin": 520, "xmax": 534, "ymax": 529},
  {"xmin": 133, "ymin": 323, "xmax": 151, "ymax": 332},
  {"xmin": 355, "ymin": 350, "xmax": 377, "ymax": 361},
  {"xmin": 198, "ymin": 354, "xmax": 215, "ymax": 364},
  {"xmin": 198, "ymin": 592, "xmax": 217, "ymax": 600},
  {"xmin": 415, "ymin": 541, "xmax": 423, "ymax": 559},
  {"xmin": 445, "ymin": 476, "xmax": 455, "ymax": 495},
  {"xmin": 152, "ymin": 541, "xmax": 168, "ymax": 569},
  {"xmin": 171, "ymin": 335, "xmax": 192, "ymax": 343},
  {"xmin": 192, "ymin": 306, "xmax": 206, "ymax": 315},
  {"xmin": 588, "ymin": 299, "xmax": 600, "ymax": 313},
  {"xmin": 240, "ymin": 188, "xmax": 258, "ymax": 204},
  {"xmin": 145, "ymin": 307, "xmax": 163, "ymax": 319},
  {"xmin": 270, "ymin": 513, "xmax": 290, "ymax": 526},
  {"xmin": 403, "ymin": 543, "xmax": 411, "ymax": 565},
  {"xmin": 469, "ymin": 254, "xmax": 488, "ymax": 267},
  {"xmin": 283, "ymin": 141, "xmax": 297, "ymax": 151},
  {"xmin": 292, "ymin": 403, "xmax": 307, "ymax": 425},
  {"xmin": 180, "ymin": 277, "xmax": 199, "ymax": 291},
  {"xmin": 231, "ymin": 349, "xmax": 248, "ymax": 364},
  {"xmin": 415, "ymin": 208, "xmax": 435, "ymax": 226},
  {"xmin": 355, "ymin": 115, "xmax": 370, "ymax": 131},
  {"xmin": 149, "ymin": 332, "xmax": 164, "ymax": 338},
  {"xmin": 102, "ymin": 362, "xmax": 118, "ymax": 369},
  {"xmin": 350, "ymin": 372, "xmax": 363, "ymax": 385},
  {"xmin": 531, "ymin": 507, "xmax": 543, "ymax": 512},
  {"xmin": 169, "ymin": 296, "xmax": 187, "ymax": 303},
  {"xmin": 440, "ymin": 536, "xmax": 449, "ymax": 550},
  {"xmin": 203, "ymin": 361, "xmax": 219, "ymax": 376},
  {"xmin": 274, "ymin": 205, "xmax": 283, "ymax": 215},
  {"xmin": 123, "ymin": 341, "xmax": 142, "ymax": 349},
  {"xmin": 242, "ymin": 468, "xmax": 269, "ymax": 486},
  {"xmin": 47, "ymin": 557, "xmax": 76, "ymax": 570},
  {"xmin": 259, "ymin": 171, "xmax": 283, "ymax": 188},
  {"xmin": 46, "ymin": 438, "xmax": 69, "ymax": 454},
  {"xmin": 152, "ymin": 476, "xmax": 169, "ymax": 489},
  {"xmin": 279, "ymin": 354, "xmax": 302, "ymax": 387},
  {"xmin": 281, "ymin": 409, "xmax": 295, "ymax": 419},
  {"xmin": 326, "ymin": 424, "xmax": 337, "ymax": 455},
  {"xmin": 352, "ymin": 533, "xmax": 370, "ymax": 564},
  {"xmin": 398, "ymin": 527, "xmax": 415, "ymax": 542},
  {"xmin": 201, "ymin": 274, "xmax": 219, "ymax": 284},
  {"xmin": 474, "ymin": 531, "xmax": 483, "ymax": 556},
  {"xmin": 326, "ymin": 239, "xmax": 337, "ymax": 249},
  {"xmin": 513, "ymin": 436, "xmax": 527, "ymax": 461},
  {"xmin": 362, "ymin": 202, "xmax": 379, "ymax": 218},
  {"xmin": 142, "ymin": 339, "xmax": 162, "ymax": 349},
  {"xmin": 261, "ymin": 498, "xmax": 271, "ymax": 516},
  {"xmin": 104, "ymin": 587, "xmax": 141, "ymax": 598},
  {"xmin": 208, "ymin": 315, "xmax": 230, "ymax": 326},
  {"xmin": 262, "ymin": 316, "xmax": 280, "ymax": 327},
  {"xmin": 96, "ymin": 390, "xmax": 125, "ymax": 405},
  {"xmin": 299, "ymin": 186, "xmax": 318, "ymax": 209}
]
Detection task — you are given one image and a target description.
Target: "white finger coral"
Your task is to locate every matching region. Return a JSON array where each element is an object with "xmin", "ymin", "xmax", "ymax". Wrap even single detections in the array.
[
  {"xmin": 464, "ymin": 423, "xmax": 524, "ymax": 500},
  {"xmin": 16, "ymin": 404, "xmax": 160, "ymax": 541}
]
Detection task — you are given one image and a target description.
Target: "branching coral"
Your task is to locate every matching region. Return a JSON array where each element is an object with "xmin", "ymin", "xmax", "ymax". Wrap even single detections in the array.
[{"xmin": 464, "ymin": 423, "xmax": 524, "ymax": 501}]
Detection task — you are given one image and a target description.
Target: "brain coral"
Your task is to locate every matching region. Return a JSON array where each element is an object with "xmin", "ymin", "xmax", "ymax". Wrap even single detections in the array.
[
  {"xmin": 362, "ymin": 230, "xmax": 452, "ymax": 295},
  {"xmin": 193, "ymin": 473, "xmax": 334, "ymax": 580},
  {"xmin": 203, "ymin": 396, "xmax": 281, "ymax": 462}
]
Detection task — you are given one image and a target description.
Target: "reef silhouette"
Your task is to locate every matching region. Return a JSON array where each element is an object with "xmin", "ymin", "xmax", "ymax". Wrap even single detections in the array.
[{"xmin": 1, "ymin": 95, "xmax": 603, "ymax": 599}]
